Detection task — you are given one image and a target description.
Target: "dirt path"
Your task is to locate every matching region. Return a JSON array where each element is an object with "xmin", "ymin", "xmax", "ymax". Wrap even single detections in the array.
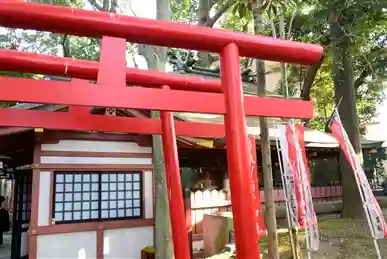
[{"xmin": 309, "ymin": 218, "xmax": 387, "ymax": 259}]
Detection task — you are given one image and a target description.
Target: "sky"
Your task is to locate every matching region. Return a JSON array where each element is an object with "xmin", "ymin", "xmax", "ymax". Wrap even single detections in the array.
[{"xmin": 365, "ymin": 93, "xmax": 387, "ymax": 141}]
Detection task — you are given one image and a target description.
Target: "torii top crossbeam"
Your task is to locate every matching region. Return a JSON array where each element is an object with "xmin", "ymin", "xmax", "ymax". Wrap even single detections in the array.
[{"xmin": 0, "ymin": 2, "xmax": 322, "ymax": 64}]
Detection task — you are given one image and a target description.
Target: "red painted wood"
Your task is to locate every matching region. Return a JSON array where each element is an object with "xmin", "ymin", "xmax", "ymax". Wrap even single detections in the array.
[
  {"xmin": 0, "ymin": 77, "xmax": 314, "ymax": 118},
  {"xmin": 330, "ymin": 186, "xmax": 335, "ymax": 197},
  {"xmin": 0, "ymin": 50, "xmax": 222, "ymax": 93},
  {"xmin": 0, "ymin": 2, "xmax": 323, "ymax": 64},
  {"xmin": 221, "ymin": 44, "xmax": 260, "ymax": 258},
  {"xmin": 69, "ymin": 79, "xmax": 90, "ymax": 115},
  {"xmin": 98, "ymin": 36, "xmax": 127, "ymax": 86},
  {"xmin": 311, "ymin": 187, "xmax": 316, "ymax": 198},
  {"xmin": 161, "ymin": 85, "xmax": 190, "ymax": 259},
  {"xmin": 318, "ymin": 187, "xmax": 323, "ymax": 198},
  {"xmin": 278, "ymin": 190, "xmax": 285, "ymax": 201},
  {"xmin": 0, "ymin": 108, "xmax": 225, "ymax": 138},
  {"xmin": 336, "ymin": 186, "xmax": 341, "ymax": 197},
  {"xmin": 315, "ymin": 187, "xmax": 320, "ymax": 198},
  {"xmin": 329, "ymin": 186, "xmax": 334, "ymax": 198},
  {"xmin": 248, "ymin": 136, "xmax": 265, "ymax": 237},
  {"xmin": 321, "ymin": 187, "xmax": 327, "ymax": 198}
]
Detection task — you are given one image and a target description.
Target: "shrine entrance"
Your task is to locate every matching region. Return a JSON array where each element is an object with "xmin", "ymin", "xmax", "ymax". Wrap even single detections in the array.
[
  {"xmin": 0, "ymin": 130, "xmax": 34, "ymax": 259},
  {"xmin": 0, "ymin": 2, "xmax": 323, "ymax": 259},
  {"xmin": 11, "ymin": 170, "xmax": 32, "ymax": 259}
]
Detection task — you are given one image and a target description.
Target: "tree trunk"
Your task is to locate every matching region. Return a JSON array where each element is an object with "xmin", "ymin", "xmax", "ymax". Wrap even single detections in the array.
[
  {"xmin": 62, "ymin": 35, "xmax": 71, "ymax": 58},
  {"xmin": 253, "ymin": 0, "xmax": 279, "ymax": 258},
  {"xmin": 197, "ymin": 0, "xmax": 214, "ymax": 67},
  {"xmin": 152, "ymin": 0, "xmax": 174, "ymax": 258},
  {"xmin": 91, "ymin": 0, "xmax": 174, "ymax": 256},
  {"xmin": 278, "ymin": 8, "xmax": 302, "ymax": 259},
  {"xmin": 152, "ymin": 113, "xmax": 174, "ymax": 259},
  {"xmin": 331, "ymin": 19, "xmax": 364, "ymax": 218},
  {"xmin": 197, "ymin": 0, "xmax": 236, "ymax": 67},
  {"xmin": 103, "ymin": 0, "xmax": 110, "ymax": 10}
]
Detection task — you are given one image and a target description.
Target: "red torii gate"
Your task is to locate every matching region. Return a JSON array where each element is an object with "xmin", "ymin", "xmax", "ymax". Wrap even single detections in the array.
[{"xmin": 0, "ymin": 2, "xmax": 323, "ymax": 259}]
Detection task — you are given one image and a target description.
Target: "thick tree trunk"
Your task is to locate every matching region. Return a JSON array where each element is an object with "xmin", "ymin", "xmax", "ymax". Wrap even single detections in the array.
[
  {"xmin": 107, "ymin": 0, "xmax": 173, "ymax": 256},
  {"xmin": 331, "ymin": 20, "xmax": 364, "ymax": 218},
  {"xmin": 253, "ymin": 1, "xmax": 279, "ymax": 258},
  {"xmin": 152, "ymin": 1, "xmax": 174, "ymax": 258},
  {"xmin": 197, "ymin": 0, "xmax": 236, "ymax": 67},
  {"xmin": 196, "ymin": 0, "xmax": 213, "ymax": 67},
  {"xmin": 152, "ymin": 114, "xmax": 174, "ymax": 259},
  {"xmin": 279, "ymin": 8, "xmax": 302, "ymax": 259}
]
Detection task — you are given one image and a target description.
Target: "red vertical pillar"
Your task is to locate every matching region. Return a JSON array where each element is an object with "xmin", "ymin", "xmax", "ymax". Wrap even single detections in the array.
[
  {"xmin": 220, "ymin": 43, "xmax": 261, "ymax": 259},
  {"xmin": 160, "ymin": 85, "xmax": 190, "ymax": 259},
  {"xmin": 248, "ymin": 136, "xmax": 266, "ymax": 237}
]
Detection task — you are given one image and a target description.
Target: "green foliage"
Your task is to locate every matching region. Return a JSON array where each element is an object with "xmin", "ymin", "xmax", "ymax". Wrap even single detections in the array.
[
  {"xmin": 284, "ymin": 1, "xmax": 387, "ymax": 131},
  {"xmin": 171, "ymin": 0, "xmax": 197, "ymax": 23},
  {"xmin": 0, "ymin": 0, "xmax": 100, "ymax": 60},
  {"xmin": 169, "ymin": 0, "xmax": 387, "ymax": 133},
  {"xmin": 224, "ymin": 7, "xmax": 249, "ymax": 32},
  {"xmin": 231, "ymin": 0, "xmax": 252, "ymax": 25}
]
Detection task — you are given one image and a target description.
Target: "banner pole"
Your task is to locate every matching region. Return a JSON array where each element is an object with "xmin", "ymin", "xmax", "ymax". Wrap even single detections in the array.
[
  {"xmin": 335, "ymin": 111, "xmax": 382, "ymax": 259},
  {"xmin": 275, "ymin": 133, "xmax": 297, "ymax": 259},
  {"xmin": 290, "ymin": 121, "xmax": 311, "ymax": 259},
  {"xmin": 326, "ymin": 96, "xmax": 343, "ymax": 128}
]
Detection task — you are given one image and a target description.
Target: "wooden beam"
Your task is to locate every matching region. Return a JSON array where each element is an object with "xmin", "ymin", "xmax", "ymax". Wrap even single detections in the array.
[
  {"xmin": 0, "ymin": 108, "xmax": 225, "ymax": 138},
  {"xmin": 0, "ymin": 77, "xmax": 314, "ymax": 118}
]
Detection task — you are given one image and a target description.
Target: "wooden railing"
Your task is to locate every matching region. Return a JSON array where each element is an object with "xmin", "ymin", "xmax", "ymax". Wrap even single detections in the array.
[{"xmin": 189, "ymin": 186, "xmax": 342, "ymax": 234}]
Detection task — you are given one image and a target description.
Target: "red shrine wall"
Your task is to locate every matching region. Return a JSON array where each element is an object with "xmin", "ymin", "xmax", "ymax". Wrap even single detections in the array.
[{"xmin": 29, "ymin": 131, "xmax": 154, "ymax": 259}]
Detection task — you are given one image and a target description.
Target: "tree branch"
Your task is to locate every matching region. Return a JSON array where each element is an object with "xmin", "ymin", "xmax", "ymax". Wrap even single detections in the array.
[
  {"xmin": 353, "ymin": 38, "xmax": 387, "ymax": 90},
  {"xmin": 61, "ymin": 34, "xmax": 71, "ymax": 58},
  {"xmin": 354, "ymin": 68, "xmax": 370, "ymax": 90},
  {"xmin": 203, "ymin": 0, "xmax": 237, "ymax": 27},
  {"xmin": 300, "ymin": 54, "xmax": 325, "ymax": 101},
  {"xmin": 298, "ymin": 35, "xmax": 331, "ymax": 101},
  {"xmin": 109, "ymin": 0, "xmax": 118, "ymax": 12},
  {"xmin": 87, "ymin": 0, "xmax": 104, "ymax": 11},
  {"xmin": 287, "ymin": 8, "xmax": 297, "ymax": 39}
]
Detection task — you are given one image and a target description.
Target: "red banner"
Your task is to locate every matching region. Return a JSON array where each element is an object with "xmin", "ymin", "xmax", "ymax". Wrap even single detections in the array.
[
  {"xmin": 285, "ymin": 125, "xmax": 306, "ymax": 228},
  {"xmin": 277, "ymin": 124, "xmax": 319, "ymax": 250},
  {"xmin": 330, "ymin": 111, "xmax": 387, "ymax": 239},
  {"xmin": 248, "ymin": 136, "xmax": 266, "ymax": 238},
  {"xmin": 294, "ymin": 125, "xmax": 319, "ymax": 250}
]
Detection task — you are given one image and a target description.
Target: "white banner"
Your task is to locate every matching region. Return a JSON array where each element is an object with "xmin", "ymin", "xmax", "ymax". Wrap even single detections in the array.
[{"xmin": 278, "ymin": 125, "xmax": 299, "ymax": 228}]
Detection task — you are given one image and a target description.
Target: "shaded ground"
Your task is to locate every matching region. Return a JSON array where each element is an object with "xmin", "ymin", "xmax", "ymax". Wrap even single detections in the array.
[
  {"xmin": 307, "ymin": 218, "xmax": 387, "ymax": 259},
  {"xmin": 267, "ymin": 200, "xmax": 387, "ymax": 258},
  {"xmin": 272, "ymin": 216, "xmax": 387, "ymax": 258},
  {"xmin": 0, "ymin": 233, "xmax": 11, "ymax": 259},
  {"xmin": 226, "ymin": 215, "xmax": 387, "ymax": 258},
  {"xmin": 208, "ymin": 198, "xmax": 387, "ymax": 258}
]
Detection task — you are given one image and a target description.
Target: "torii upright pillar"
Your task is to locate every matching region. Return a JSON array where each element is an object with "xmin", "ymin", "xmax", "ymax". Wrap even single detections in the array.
[
  {"xmin": 160, "ymin": 85, "xmax": 191, "ymax": 259},
  {"xmin": 220, "ymin": 43, "xmax": 261, "ymax": 258}
]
